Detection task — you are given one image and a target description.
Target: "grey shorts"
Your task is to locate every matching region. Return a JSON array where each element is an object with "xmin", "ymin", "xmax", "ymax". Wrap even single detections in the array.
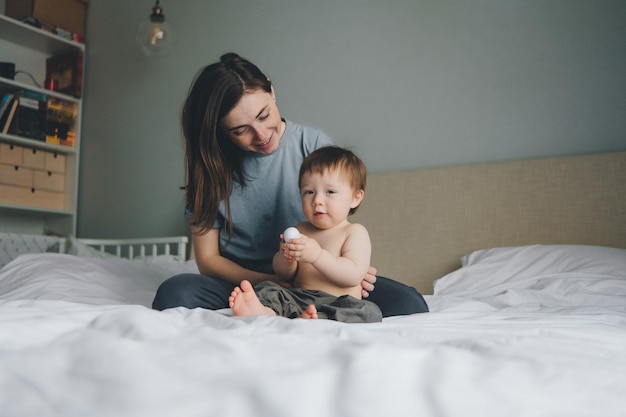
[{"xmin": 255, "ymin": 281, "xmax": 382, "ymax": 323}]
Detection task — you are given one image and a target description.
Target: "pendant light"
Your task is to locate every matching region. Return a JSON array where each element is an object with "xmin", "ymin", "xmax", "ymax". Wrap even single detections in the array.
[{"xmin": 136, "ymin": 1, "xmax": 175, "ymax": 58}]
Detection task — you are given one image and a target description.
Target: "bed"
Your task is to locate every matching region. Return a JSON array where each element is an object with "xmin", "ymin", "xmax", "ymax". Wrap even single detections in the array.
[{"xmin": 1, "ymin": 151, "xmax": 625, "ymax": 417}]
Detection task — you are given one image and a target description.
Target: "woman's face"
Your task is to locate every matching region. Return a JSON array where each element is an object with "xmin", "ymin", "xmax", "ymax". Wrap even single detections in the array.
[{"xmin": 220, "ymin": 89, "xmax": 285, "ymax": 155}]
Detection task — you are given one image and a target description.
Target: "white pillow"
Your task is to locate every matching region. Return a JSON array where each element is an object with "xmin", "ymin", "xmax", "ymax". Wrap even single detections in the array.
[
  {"xmin": 66, "ymin": 236, "xmax": 116, "ymax": 259},
  {"xmin": 0, "ymin": 253, "xmax": 199, "ymax": 306},
  {"xmin": 434, "ymin": 245, "xmax": 626, "ymax": 303},
  {"xmin": 0, "ymin": 233, "xmax": 65, "ymax": 268}
]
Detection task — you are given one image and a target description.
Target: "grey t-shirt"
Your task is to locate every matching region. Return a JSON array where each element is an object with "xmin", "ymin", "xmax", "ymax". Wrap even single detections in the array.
[{"xmin": 212, "ymin": 120, "xmax": 332, "ymax": 273}]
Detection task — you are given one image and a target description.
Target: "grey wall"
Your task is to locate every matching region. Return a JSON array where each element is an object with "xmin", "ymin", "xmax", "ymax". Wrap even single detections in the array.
[{"xmin": 78, "ymin": 0, "xmax": 626, "ymax": 239}]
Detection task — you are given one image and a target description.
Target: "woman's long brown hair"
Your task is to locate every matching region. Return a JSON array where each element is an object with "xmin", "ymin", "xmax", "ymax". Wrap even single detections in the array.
[{"xmin": 181, "ymin": 53, "xmax": 272, "ymax": 236}]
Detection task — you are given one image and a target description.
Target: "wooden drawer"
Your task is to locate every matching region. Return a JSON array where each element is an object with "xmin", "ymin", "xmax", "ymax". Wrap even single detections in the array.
[
  {"xmin": 0, "ymin": 143, "xmax": 23, "ymax": 165},
  {"xmin": 0, "ymin": 163, "xmax": 34, "ymax": 188},
  {"xmin": 0, "ymin": 144, "xmax": 68, "ymax": 209},
  {"xmin": 0, "ymin": 184, "xmax": 65, "ymax": 210},
  {"xmin": 33, "ymin": 169, "xmax": 65, "ymax": 192},
  {"xmin": 22, "ymin": 147, "xmax": 46, "ymax": 169},
  {"xmin": 45, "ymin": 152, "xmax": 66, "ymax": 173},
  {"xmin": 1, "ymin": 145, "xmax": 66, "ymax": 171}
]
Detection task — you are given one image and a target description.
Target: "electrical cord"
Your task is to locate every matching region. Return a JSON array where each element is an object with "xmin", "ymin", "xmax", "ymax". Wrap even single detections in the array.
[{"xmin": 14, "ymin": 70, "xmax": 42, "ymax": 89}]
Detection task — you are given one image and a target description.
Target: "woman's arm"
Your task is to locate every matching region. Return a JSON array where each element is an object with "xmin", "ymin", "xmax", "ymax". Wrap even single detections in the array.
[{"xmin": 192, "ymin": 226, "xmax": 277, "ymax": 285}]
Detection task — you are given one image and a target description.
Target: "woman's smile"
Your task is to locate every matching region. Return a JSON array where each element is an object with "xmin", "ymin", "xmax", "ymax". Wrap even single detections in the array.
[
  {"xmin": 256, "ymin": 133, "xmax": 273, "ymax": 148},
  {"xmin": 221, "ymin": 89, "xmax": 284, "ymax": 155}
]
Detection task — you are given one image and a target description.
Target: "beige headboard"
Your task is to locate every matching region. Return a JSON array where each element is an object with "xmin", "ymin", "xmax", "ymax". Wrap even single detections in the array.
[{"xmin": 353, "ymin": 151, "xmax": 626, "ymax": 295}]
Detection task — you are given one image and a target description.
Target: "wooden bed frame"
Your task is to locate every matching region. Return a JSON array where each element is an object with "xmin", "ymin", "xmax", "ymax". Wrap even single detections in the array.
[{"xmin": 353, "ymin": 151, "xmax": 626, "ymax": 295}]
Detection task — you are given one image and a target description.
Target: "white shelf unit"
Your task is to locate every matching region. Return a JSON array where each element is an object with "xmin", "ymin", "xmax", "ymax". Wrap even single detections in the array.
[{"xmin": 0, "ymin": 14, "xmax": 84, "ymax": 236}]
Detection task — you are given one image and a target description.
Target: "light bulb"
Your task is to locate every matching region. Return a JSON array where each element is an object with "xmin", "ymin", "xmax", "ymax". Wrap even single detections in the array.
[{"xmin": 136, "ymin": 1, "xmax": 175, "ymax": 58}]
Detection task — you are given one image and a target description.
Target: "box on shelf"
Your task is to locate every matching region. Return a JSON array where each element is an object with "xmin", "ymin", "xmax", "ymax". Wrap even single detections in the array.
[
  {"xmin": 8, "ymin": 90, "xmax": 48, "ymax": 141},
  {"xmin": 6, "ymin": 0, "xmax": 89, "ymax": 37},
  {"xmin": 46, "ymin": 51, "xmax": 84, "ymax": 98}
]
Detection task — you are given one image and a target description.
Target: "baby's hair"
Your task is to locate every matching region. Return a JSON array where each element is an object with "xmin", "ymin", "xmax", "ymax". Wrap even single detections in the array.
[{"xmin": 299, "ymin": 146, "xmax": 367, "ymax": 215}]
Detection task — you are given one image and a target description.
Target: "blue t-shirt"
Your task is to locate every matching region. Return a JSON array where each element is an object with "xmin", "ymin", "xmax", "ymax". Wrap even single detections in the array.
[{"xmin": 208, "ymin": 120, "xmax": 332, "ymax": 273}]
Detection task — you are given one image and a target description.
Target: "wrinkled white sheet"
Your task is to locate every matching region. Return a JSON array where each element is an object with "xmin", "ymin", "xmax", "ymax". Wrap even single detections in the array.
[
  {"xmin": 0, "ymin": 253, "xmax": 199, "ymax": 307},
  {"xmin": 1, "ymin": 252, "xmax": 625, "ymax": 417}
]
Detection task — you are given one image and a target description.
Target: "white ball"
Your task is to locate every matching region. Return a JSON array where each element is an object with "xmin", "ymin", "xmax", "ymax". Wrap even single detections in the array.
[{"xmin": 283, "ymin": 227, "xmax": 301, "ymax": 242}]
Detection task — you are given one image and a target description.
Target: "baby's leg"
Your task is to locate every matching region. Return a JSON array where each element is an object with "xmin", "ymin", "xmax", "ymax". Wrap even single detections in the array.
[
  {"xmin": 229, "ymin": 280, "xmax": 276, "ymax": 317},
  {"xmin": 299, "ymin": 304, "xmax": 318, "ymax": 319}
]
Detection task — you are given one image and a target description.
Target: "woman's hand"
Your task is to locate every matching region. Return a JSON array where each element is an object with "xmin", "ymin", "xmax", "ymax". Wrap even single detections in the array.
[{"xmin": 361, "ymin": 266, "xmax": 377, "ymax": 298}]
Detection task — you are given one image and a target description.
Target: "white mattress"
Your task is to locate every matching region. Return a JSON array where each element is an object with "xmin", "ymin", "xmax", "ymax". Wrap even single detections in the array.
[{"xmin": 0, "ymin": 245, "xmax": 625, "ymax": 417}]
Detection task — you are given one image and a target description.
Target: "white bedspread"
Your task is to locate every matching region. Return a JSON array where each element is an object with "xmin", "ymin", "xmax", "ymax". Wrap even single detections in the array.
[{"xmin": 1, "ymin": 248, "xmax": 625, "ymax": 417}]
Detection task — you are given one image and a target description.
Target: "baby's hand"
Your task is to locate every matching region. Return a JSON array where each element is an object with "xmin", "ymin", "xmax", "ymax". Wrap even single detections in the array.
[
  {"xmin": 280, "ymin": 234, "xmax": 299, "ymax": 262},
  {"xmin": 282, "ymin": 233, "xmax": 321, "ymax": 264},
  {"xmin": 281, "ymin": 227, "xmax": 301, "ymax": 262}
]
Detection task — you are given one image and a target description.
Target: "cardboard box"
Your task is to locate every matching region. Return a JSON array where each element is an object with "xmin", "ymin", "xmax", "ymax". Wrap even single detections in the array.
[
  {"xmin": 6, "ymin": 0, "xmax": 88, "ymax": 37},
  {"xmin": 46, "ymin": 51, "xmax": 84, "ymax": 98}
]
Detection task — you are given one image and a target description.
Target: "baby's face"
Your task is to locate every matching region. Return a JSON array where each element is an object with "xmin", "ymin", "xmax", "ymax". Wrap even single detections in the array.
[{"xmin": 299, "ymin": 170, "xmax": 362, "ymax": 230}]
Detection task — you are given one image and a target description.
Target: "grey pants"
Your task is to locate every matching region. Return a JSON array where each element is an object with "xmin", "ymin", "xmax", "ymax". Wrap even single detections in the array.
[{"xmin": 255, "ymin": 281, "xmax": 383, "ymax": 323}]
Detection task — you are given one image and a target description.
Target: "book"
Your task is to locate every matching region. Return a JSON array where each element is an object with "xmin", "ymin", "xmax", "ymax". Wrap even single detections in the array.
[
  {"xmin": 1, "ymin": 96, "xmax": 19, "ymax": 134},
  {"xmin": 46, "ymin": 96, "xmax": 78, "ymax": 146},
  {"xmin": 0, "ymin": 93, "xmax": 14, "ymax": 121},
  {"xmin": 8, "ymin": 90, "xmax": 48, "ymax": 141}
]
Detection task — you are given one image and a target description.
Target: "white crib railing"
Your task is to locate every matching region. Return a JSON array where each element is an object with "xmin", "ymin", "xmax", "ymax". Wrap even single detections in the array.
[{"xmin": 76, "ymin": 236, "xmax": 189, "ymax": 261}]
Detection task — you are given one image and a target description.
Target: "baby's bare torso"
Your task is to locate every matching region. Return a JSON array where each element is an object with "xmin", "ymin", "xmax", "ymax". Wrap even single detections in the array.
[{"xmin": 293, "ymin": 222, "xmax": 363, "ymax": 299}]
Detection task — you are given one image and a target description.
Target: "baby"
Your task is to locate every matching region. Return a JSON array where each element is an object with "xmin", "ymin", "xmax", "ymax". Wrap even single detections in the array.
[{"xmin": 228, "ymin": 146, "xmax": 382, "ymax": 323}]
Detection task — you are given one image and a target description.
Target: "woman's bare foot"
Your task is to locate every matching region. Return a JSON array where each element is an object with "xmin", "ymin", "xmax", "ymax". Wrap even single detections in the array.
[
  {"xmin": 299, "ymin": 304, "xmax": 318, "ymax": 319},
  {"xmin": 229, "ymin": 280, "xmax": 276, "ymax": 317}
]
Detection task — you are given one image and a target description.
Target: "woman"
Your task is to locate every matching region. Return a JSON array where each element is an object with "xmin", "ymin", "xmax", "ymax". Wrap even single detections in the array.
[{"xmin": 152, "ymin": 52, "xmax": 428, "ymax": 317}]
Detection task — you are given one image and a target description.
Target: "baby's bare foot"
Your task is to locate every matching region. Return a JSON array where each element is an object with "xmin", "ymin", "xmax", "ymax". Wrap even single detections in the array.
[
  {"xmin": 229, "ymin": 280, "xmax": 276, "ymax": 317},
  {"xmin": 299, "ymin": 304, "xmax": 318, "ymax": 319}
]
